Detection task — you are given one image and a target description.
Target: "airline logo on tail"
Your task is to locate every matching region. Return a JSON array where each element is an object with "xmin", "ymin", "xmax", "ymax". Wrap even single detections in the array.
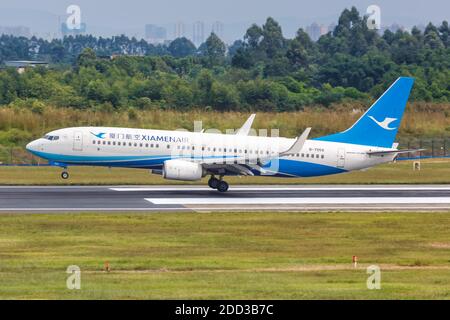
[{"xmin": 368, "ymin": 116, "xmax": 398, "ymax": 131}]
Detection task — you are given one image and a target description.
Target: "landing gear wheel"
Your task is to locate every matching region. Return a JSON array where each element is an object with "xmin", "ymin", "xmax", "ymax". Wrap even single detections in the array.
[
  {"xmin": 208, "ymin": 177, "xmax": 220, "ymax": 189},
  {"xmin": 61, "ymin": 171, "xmax": 69, "ymax": 180},
  {"xmin": 217, "ymin": 180, "xmax": 229, "ymax": 193}
]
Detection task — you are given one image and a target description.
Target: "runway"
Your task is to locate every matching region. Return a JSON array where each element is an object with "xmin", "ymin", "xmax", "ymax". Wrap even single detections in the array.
[{"xmin": 1, "ymin": 185, "xmax": 450, "ymax": 212}]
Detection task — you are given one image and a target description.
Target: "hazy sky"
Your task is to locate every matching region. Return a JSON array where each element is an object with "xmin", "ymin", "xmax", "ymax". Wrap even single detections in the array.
[{"xmin": 0, "ymin": 0, "xmax": 448, "ymax": 40}]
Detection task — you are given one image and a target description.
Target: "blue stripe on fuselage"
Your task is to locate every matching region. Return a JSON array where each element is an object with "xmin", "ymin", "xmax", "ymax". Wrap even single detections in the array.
[{"xmin": 260, "ymin": 159, "xmax": 346, "ymax": 177}]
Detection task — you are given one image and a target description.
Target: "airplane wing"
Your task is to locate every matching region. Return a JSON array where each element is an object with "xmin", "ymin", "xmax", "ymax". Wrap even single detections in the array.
[
  {"xmin": 235, "ymin": 114, "xmax": 256, "ymax": 136},
  {"xmin": 202, "ymin": 163, "xmax": 255, "ymax": 176},
  {"xmin": 189, "ymin": 128, "xmax": 312, "ymax": 176},
  {"xmin": 366, "ymin": 149, "xmax": 425, "ymax": 156}
]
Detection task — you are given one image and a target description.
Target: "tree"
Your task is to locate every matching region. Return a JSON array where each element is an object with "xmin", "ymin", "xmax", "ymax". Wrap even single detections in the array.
[
  {"xmin": 438, "ymin": 21, "xmax": 449, "ymax": 47},
  {"xmin": 167, "ymin": 37, "xmax": 197, "ymax": 58},
  {"xmin": 228, "ymin": 40, "xmax": 244, "ymax": 58},
  {"xmin": 286, "ymin": 39, "xmax": 308, "ymax": 69},
  {"xmin": 286, "ymin": 28, "xmax": 314, "ymax": 70},
  {"xmin": 76, "ymin": 48, "xmax": 97, "ymax": 68},
  {"xmin": 244, "ymin": 24, "xmax": 263, "ymax": 49},
  {"xmin": 260, "ymin": 17, "xmax": 286, "ymax": 59},
  {"xmin": 197, "ymin": 69, "xmax": 214, "ymax": 105},
  {"xmin": 201, "ymin": 33, "xmax": 226, "ymax": 66}
]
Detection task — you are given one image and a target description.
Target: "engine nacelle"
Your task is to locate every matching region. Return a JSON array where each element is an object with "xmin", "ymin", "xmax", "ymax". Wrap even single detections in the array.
[{"xmin": 163, "ymin": 159, "xmax": 205, "ymax": 181}]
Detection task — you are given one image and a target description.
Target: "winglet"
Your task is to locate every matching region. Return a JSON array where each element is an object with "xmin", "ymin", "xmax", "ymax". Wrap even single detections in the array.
[
  {"xmin": 280, "ymin": 128, "xmax": 311, "ymax": 156},
  {"xmin": 236, "ymin": 114, "xmax": 256, "ymax": 136}
]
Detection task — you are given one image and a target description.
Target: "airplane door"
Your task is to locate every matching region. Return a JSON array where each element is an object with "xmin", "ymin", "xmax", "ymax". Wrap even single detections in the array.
[
  {"xmin": 73, "ymin": 131, "xmax": 83, "ymax": 151},
  {"xmin": 337, "ymin": 148, "xmax": 345, "ymax": 168}
]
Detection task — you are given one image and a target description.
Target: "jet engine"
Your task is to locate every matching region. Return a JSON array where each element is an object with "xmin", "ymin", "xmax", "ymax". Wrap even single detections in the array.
[{"xmin": 162, "ymin": 159, "xmax": 205, "ymax": 181}]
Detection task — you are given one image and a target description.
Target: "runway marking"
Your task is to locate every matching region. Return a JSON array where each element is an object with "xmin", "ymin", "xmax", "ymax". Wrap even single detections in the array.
[
  {"xmin": 145, "ymin": 197, "xmax": 450, "ymax": 205},
  {"xmin": 112, "ymin": 186, "xmax": 450, "ymax": 192},
  {"xmin": 0, "ymin": 208, "xmax": 192, "ymax": 212}
]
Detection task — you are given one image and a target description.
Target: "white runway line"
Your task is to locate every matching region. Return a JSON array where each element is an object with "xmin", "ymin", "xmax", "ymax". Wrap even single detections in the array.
[
  {"xmin": 112, "ymin": 186, "xmax": 450, "ymax": 192},
  {"xmin": 145, "ymin": 197, "xmax": 450, "ymax": 205}
]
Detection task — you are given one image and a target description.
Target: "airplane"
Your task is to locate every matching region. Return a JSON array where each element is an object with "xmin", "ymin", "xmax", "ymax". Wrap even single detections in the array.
[{"xmin": 26, "ymin": 77, "xmax": 422, "ymax": 192}]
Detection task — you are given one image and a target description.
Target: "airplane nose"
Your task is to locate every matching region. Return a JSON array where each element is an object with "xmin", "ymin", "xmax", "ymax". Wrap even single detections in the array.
[{"xmin": 26, "ymin": 140, "xmax": 37, "ymax": 152}]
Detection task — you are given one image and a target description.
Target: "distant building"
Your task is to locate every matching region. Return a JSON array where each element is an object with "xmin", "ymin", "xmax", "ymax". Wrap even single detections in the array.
[
  {"xmin": 193, "ymin": 21, "xmax": 205, "ymax": 46},
  {"xmin": 145, "ymin": 24, "xmax": 167, "ymax": 44},
  {"xmin": 4, "ymin": 60, "xmax": 49, "ymax": 74},
  {"xmin": 174, "ymin": 21, "xmax": 186, "ymax": 39},
  {"xmin": 211, "ymin": 21, "xmax": 224, "ymax": 40},
  {"xmin": 328, "ymin": 22, "xmax": 337, "ymax": 34},
  {"xmin": 61, "ymin": 22, "xmax": 87, "ymax": 37},
  {"xmin": 306, "ymin": 23, "xmax": 328, "ymax": 41},
  {"xmin": 0, "ymin": 25, "xmax": 31, "ymax": 37}
]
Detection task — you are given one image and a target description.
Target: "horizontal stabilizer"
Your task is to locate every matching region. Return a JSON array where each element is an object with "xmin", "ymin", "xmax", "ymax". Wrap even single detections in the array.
[{"xmin": 367, "ymin": 149, "xmax": 425, "ymax": 156}]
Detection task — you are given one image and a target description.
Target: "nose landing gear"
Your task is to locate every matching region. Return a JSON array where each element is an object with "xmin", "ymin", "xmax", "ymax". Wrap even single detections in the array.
[
  {"xmin": 61, "ymin": 170, "xmax": 69, "ymax": 180},
  {"xmin": 208, "ymin": 176, "xmax": 229, "ymax": 192}
]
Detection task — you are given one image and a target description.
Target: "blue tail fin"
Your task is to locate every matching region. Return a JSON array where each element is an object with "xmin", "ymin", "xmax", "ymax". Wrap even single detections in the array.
[{"xmin": 315, "ymin": 77, "xmax": 415, "ymax": 148}]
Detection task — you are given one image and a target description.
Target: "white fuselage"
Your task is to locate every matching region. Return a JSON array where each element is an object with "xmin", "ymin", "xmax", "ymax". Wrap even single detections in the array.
[{"xmin": 26, "ymin": 126, "xmax": 396, "ymax": 178}]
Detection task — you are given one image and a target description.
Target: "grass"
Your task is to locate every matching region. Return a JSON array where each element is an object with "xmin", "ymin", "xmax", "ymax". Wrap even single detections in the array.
[
  {"xmin": 0, "ymin": 211, "xmax": 449, "ymax": 299},
  {"xmin": 1, "ymin": 102, "xmax": 449, "ymax": 143},
  {"xmin": 0, "ymin": 158, "xmax": 450, "ymax": 185}
]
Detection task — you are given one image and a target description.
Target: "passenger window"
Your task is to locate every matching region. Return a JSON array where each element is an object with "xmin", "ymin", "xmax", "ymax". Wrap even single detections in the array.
[
  {"xmin": 103, "ymin": 141, "xmax": 106, "ymax": 145},
  {"xmin": 129, "ymin": 142, "xmax": 132, "ymax": 146},
  {"xmin": 306, "ymin": 154, "xmax": 309, "ymax": 158},
  {"xmin": 92, "ymin": 140, "xmax": 96, "ymax": 144},
  {"xmin": 321, "ymin": 155, "xmax": 324, "ymax": 159},
  {"xmin": 156, "ymin": 144, "xmax": 159, "ymax": 148},
  {"xmin": 316, "ymin": 154, "xmax": 320, "ymax": 158}
]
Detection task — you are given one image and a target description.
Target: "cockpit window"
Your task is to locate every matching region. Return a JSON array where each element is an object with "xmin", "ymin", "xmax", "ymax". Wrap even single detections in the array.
[{"xmin": 43, "ymin": 135, "xmax": 60, "ymax": 141}]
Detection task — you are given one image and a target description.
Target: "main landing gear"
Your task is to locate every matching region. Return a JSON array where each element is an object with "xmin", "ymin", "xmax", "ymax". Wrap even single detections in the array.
[{"xmin": 208, "ymin": 176, "xmax": 229, "ymax": 193}]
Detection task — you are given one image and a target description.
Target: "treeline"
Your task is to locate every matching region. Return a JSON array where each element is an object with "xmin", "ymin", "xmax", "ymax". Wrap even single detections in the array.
[{"xmin": 0, "ymin": 7, "xmax": 449, "ymax": 112}]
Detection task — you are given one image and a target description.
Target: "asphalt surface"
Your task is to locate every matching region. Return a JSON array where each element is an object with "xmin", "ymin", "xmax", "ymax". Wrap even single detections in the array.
[{"xmin": 1, "ymin": 185, "xmax": 450, "ymax": 212}]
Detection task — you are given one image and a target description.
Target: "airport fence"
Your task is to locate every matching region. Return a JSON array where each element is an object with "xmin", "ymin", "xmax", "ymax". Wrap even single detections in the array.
[{"xmin": 0, "ymin": 138, "xmax": 450, "ymax": 165}]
